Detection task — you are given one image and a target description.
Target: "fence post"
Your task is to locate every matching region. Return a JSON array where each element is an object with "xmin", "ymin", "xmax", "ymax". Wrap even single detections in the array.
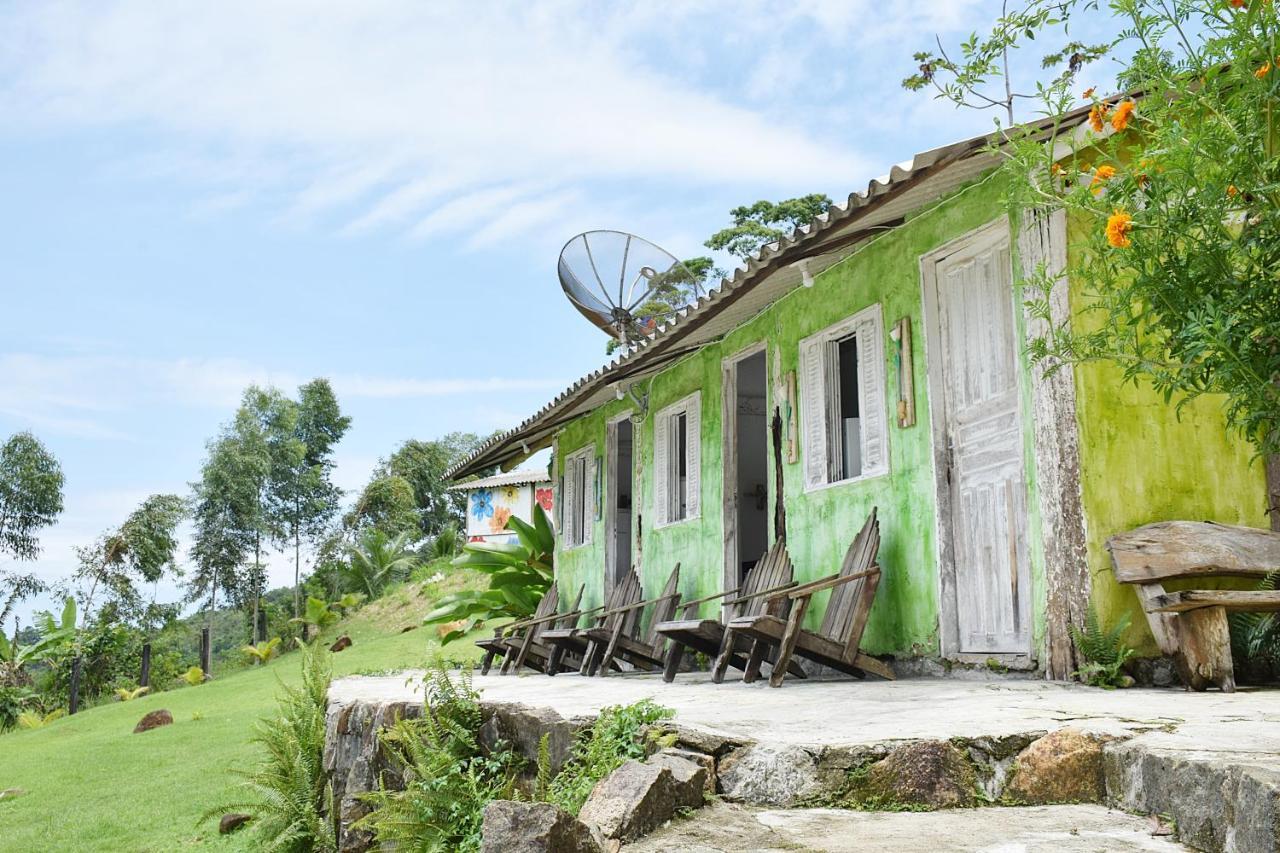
[
  {"xmin": 257, "ymin": 609, "xmax": 268, "ymax": 643},
  {"xmin": 201, "ymin": 627, "xmax": 211, "ymax": 677},
  {"xmin": 139, "ymin": 642, "xmax": 152, "ymax": 688},
  {"xmin": 69, "ymin": 656, "xmax": 82, "ymax": 715}
]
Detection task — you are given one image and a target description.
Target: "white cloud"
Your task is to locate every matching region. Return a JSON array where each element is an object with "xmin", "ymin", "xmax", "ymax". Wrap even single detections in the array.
[{"xmin": 0, "ymin": 353, "xmax": 567, "ymax": 439}]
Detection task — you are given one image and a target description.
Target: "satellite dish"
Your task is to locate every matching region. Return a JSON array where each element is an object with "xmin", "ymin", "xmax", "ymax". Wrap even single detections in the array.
[{"xmin": 558, "ymin": 230, "xmax": 705, "ymax": 348}]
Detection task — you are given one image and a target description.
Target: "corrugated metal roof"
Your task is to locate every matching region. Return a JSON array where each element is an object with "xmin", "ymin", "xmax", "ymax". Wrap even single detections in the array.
[
  {"xmin": 448, "ymin": 102, "xmax": 1098, "ymax": 480},
  {"xmin": 448, "ymin": 468, "xmax": 552, "ymax": 491}
]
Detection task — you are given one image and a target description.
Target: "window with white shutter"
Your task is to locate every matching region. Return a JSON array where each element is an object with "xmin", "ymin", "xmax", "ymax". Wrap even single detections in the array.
[
  {"xmin": 653, "ymin": 392, "xmax": 701, "ymax": 526},
  {"xmin": 561, "ymin": 445, "xmax": 595, "ymax": 548},
  {"xmin": 799, "ymin": 304, "xmax": 889, "ymax": 490}
]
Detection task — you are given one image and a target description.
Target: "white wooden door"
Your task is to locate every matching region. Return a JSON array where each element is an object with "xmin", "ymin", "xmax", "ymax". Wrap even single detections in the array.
[{"xmin": 933, "ymin": 230, "xmax": 1031, "ymax": 656}]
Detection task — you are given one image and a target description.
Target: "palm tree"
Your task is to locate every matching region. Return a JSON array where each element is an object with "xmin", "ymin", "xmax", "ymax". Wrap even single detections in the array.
[{"xmin": 341, "ymin": 529, "xmax": 419, "ymax": 599}]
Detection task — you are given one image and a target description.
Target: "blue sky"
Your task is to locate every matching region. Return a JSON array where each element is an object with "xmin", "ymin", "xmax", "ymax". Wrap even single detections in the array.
[{"xmin": 0, "ymin": 1, "xmax": 1118, "ymax": 624}]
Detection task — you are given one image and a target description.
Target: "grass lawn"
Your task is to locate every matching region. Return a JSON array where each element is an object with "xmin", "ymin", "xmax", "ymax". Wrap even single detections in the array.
[{"xmin": 0, "ymin": 571, "xmax": 486, "ymax": 852}]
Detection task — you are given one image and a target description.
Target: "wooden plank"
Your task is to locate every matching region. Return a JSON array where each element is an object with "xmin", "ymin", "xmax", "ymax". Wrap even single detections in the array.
[
  {"xmin": 768, "ymin": 595, "xmax": 810, "ymax": 688},
  {"xmin": 1108, "ymin": 521, "xmax": 1280, "ymax": 583},
  {"xmin": 1149, "ymin": 589, "xmax": 1280, "ymax": 613},
  {"xmin": 1174, "ymin": 606, "xmax": 1236, "ymax": 692},
  {"xmin": 1133, "ymin": 583, "xmax": 1181, "ymax": 656}
]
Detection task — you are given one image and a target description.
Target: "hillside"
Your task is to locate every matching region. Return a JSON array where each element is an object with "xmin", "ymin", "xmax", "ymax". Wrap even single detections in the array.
[{"xmin": 0, "ymin": 569, "xmax": 487, "ymax": 853}]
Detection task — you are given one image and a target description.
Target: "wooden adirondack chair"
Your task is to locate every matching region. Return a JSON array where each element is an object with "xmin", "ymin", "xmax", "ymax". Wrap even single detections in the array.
[
  {"xmin": 578, "ymin": 564, "xmax": 682, "ymax": 677},
  {"xmin": 655, "ymin": 540, "xmax": 804, "ymax": 683},
  {"xmin": 541, "ymin": 567, "xmax": 643, "ymax": 676},
  {"xmin": 728, "ymin": 508, "xmax": 894, "ymax": 687},
  {"xmin": 474, "ymin": 582, "xmax": 586, "ymax": 675}
]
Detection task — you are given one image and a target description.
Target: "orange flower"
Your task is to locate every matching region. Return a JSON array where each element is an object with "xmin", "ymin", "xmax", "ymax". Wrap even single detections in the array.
[
  {"xmin": 1050, "ymin": 162, "xmax": 1064, "ymax": 176},
  {"xmin": 1090, "ymin": 164, "xmax": 1117, "ymax": 193},
  {"xmin": 1106, "ymin": 211, "xmax": 1134, "ymax": 248},
  {"xmin": 1257, "ymin": 61, "xmax": 1272, "ymax": 79},
  {"xmin": 1227, "ymin": 184, "xmax": 1239, "ymax": 197},
  {"xmin": 1111, "ymin": 101, "xmax": 1135, "ymax": 131},
  {"xmin": 1230, "ymin": 0, "xmax": 1246, "ymax": 7},
  {"xmin": 1083, "ymin": 86, "xmax": 1096, "ymax": 99},
  {"xmin": 1088, "ymin": 104, "xmax": 1109, "ymax": 132}
]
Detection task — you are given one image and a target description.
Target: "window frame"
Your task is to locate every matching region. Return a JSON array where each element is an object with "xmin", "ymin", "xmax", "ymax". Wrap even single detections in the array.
[
  {"xmin": 799, "ymin": 303, "xmax": 890, "ymax": 492},
  {"xmin": 653, "ymin": 391, "xmax": 701, "ymax": 528},
  {"xmin": 560, "ymin": 444, "xmax": 596, "ymax": 550}
]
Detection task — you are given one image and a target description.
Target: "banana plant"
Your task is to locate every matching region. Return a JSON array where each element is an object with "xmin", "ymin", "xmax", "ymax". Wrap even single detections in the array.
[
  {"xmin": 242, "ymin": 637, "xmax": 282, "ymax": 666},
  {"xmin": 290, "ymin": 596, "xmax": 341, "ymax": 640},
  {"xmin": 424, "ymin": 502, "xmax": 555, "ymax": 644},
  {"xmin": 114, "ymin": 685, "xmax": 151, "ymax": 702},
  {"xmin": 0, "ymin": 598, "xmax": 78, "ymax": 687}
]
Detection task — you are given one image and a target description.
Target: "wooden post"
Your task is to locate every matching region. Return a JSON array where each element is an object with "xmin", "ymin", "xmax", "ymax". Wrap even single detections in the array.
[
  {"xmin": 771, "ymin": 407, "xmax": 787, "ymax": 544},
  {"xmin": 69, "ymin": 656, "xmax": 82, "ymax": 715},
  {"xmin": 139, "ymin": 642, "xmax": 152, "ymax": 688},
  {"xmin": 200, "ymin": 627, "xmax": 211, "ymax": 677},
  {"xmin": 257, "ymin": 609, "xmax": 268, "ymax": 643}
]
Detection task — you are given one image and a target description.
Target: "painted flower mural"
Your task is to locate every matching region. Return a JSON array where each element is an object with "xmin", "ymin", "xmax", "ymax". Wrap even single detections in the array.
[
  {"xmin": 535, "ymin": 487, "xmax": 554, "ymax": 512},
  {"xmin": 490, "ymin": 506, "xmax": 513, "ymax": 533},
  {"xmin": 471, "ymin": 489, "xmax": 494, "ymax": 521}
]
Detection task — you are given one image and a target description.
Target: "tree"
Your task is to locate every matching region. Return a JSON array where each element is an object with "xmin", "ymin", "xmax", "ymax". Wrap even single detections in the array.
[
  {"xmin": 906, "ymin": 0, "xmax": 1280, "ymax": 527},
  {"xmin": 0, "ymin": 432, "xmax": 65, "ymax": 633},
  {"xmin": 346, "ymin": 475, "xmax": 421, "ymax": 539},
  {"xmin": 357, "ymin": 433, "xmax": 491, "ymax": 538},
  {"xmin": 189, "ymin": 418, "xmax": 263, "ymax": 652},
  {"xmin": 341, "ymin": 529, "xmax": 419, "ymax": 599},
  {"xmin": 704, "ymin": 195, "xmax": 834, "ymax": 261},
  {"xmin": 74, "ymin": 493, "xmax": 186, "ymax": 632},
  {"xmin": 267, "ymin": 379, "xmax": 350, "ymax": 620}
]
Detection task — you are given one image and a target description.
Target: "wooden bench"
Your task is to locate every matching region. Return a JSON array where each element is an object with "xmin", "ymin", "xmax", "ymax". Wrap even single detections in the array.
[{"xmin": 1107, "ymin": 520, "xmax": 1280, "ymax": 692}]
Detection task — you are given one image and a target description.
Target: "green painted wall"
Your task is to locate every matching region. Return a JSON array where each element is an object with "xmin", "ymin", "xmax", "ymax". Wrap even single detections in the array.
[
  {"xmin": 1066, "ymin": 213, "xmax": 1270, "ymax": 654},
  {"xmin": 553, "ymin": 171, "xmax": 1051, "ymax": 659}
]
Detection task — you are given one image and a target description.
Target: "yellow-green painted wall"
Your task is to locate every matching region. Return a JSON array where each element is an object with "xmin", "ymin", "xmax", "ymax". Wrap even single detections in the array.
[{"xmin": 1067, "ymin": 213, "xmax": 1270, "ymax": 654}]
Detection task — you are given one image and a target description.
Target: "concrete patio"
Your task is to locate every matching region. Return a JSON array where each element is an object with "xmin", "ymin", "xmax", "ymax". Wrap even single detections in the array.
[{"xmin": 327, "ymin": 672, "xmax": 1280, "ymax": 852}]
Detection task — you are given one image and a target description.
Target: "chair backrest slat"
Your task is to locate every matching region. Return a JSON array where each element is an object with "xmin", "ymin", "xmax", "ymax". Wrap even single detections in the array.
[
  {"xmin": 642, "ymin": 564, "xmax": 681, "ymax": 649},
  {"xmin": 557, "ymin": 584, "xmax": 585, "ymax": 630},
  {"xmin": 735, "ymin": 540, "xmax": 794, "ymax": 619},
  {"xmin": 602, "ymin": 568, "xmax": 641, "ymax": 632},
  {"xmin": 819, "ymin": 509, "xmax": 881, "ymax": 653},
  {"xmin": 527, "ymin": 581, "xmax": 561, "ymax": 642}
]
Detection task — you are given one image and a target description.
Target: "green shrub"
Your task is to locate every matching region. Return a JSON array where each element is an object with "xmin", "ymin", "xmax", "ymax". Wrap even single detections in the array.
[
  {"xmin": 211, "ymin": 643, "xmax": 335, "ymax": 852},
  {"xmin": 354, "ymin": 665, "xmax": 521, "ymax": 853},
  {"xmin": 1229, "ymin": 570, "xmax": 1280, "ymax": 684},
  {"xmin": 544, "ymin": 699, "xmax": 674, "ymax": 816},
  {"xmin": 1070, "ymin": 607, "xmax": 1136, "ymax": 689},
  {"xmin": 0, "ymin": 686, "xmax": 35, "ymax": 733}
]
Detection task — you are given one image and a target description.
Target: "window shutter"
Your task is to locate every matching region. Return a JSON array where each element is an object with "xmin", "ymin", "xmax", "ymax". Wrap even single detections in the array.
[
  {"xmin": 653, "ymin": 414, "xmax": 669, "ymax": 525},
  {"xmin": 857, "ymin": 312, "xmax": 888, "ymax": 475},
  {"xmin": 799, "ymin": 335, "xmax": 828, "ymax": 489},
  {"xmin": 563, "ymin": 458, "xmax": 579, "ymax": 546},
  {"xmin": 685, "ymin": 395, "xmax": 701, "ymax": 519},
  {"xmin": 582, "ymin": 455, "xmax": 596, "ymax": 545}
]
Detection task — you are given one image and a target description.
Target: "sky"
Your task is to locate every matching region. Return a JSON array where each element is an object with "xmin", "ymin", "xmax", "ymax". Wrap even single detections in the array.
[{"xmin": 0, "ymin": 1, "xmax": 1118, "ymax": 626}]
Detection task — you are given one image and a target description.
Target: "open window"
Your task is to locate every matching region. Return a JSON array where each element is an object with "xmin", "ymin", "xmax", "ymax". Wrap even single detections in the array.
[
  {"xmin": 654, "ymin": 392, "xmax": 701, "ymax": 526},
  {"xmin": 799, "ymin": 304, "xmax": 888, "ymax": 489},
  {"xmin": 560, "ymin": 445, "xmax": 595, "ymax": 548}
]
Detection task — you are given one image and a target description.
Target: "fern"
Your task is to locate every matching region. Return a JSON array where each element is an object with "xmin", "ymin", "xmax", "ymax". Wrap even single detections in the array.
[
  {"xmin": 544, "ymin": 700, "xmax": 673, "ymax": 816},
  {"xmin": 533, "ymin": 733, "xmax": 552, "ymax": 802},
  {"xmin": 209, "ymin": 643, "xmax": 336, "ymax": 852},
  {"xmin": 1070, "ymin": 606, "xmax": 1136, "ymax": 689},
  {"xmin": 354, "ymin": 664, "xmax": 521, "ymax": 853},
  {"xmin": 1229, "ymin": 570, "xmax": 1280, "ymax": 681},
  {"xmin": 181, "ymin": 666, "xmax": 208, "ymax": 686},
  {"xmin": 16, "ymin": 708, "xmax": 65, "ymax": 729}
]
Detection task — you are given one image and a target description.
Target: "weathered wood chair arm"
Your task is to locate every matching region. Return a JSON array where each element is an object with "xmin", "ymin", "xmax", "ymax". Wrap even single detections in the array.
[
  {"xmin": 723, "ymin": 580, "xmax": 798, "ymax": 607},
  {"xmin": 502, "ymin": 605, "xmax": 600, "ymax": 635},
  {"xmin": 772, "ymin": 567, "xmax": 879, "ymax": 602},
  {"xmin": 595, "ymin": 591, "xmax": 683, "ymax": 619}
]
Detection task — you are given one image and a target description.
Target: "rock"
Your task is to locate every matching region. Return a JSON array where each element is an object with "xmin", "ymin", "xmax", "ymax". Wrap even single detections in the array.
[
  {"xmin": 479, "ymin": 800, "xmax": 601, "ymax": 852},
  {"xmin": 398, "ymin": 625, "xmax": 418, "ymax": 634},
  {"xmin": 329, "ymin": 635, "xmax": 352, "ymax": 652},
  {"xmin": 578, "ymin": 760, "xmax": 688, "ymax": 841},
  {"xmin": 1004, "ymin": 728, "xmax": 1106, "ymax": 805},
  {"xmin": 717, "ymin": 744, "xmax": 819, "ymax": 806},
  {"xmin": 323, "ymin": 699, "xmax": 424, "ymax": 852},
  {"xmin": 218, "ymin": 813, "xmax": 252, "ymax": 835},
  {"xmin": 861, "ymin": 740, "xmax": 978, "ymax": 809},
  {"xmin": 669, "ymin": 724, "xmax": 749, "ymax": 757},
  {"xmin": 647, "ymin": 750, "xmax": 709, "ymax": 808},
  {"xmin": 133, "ymin": 709, "xmax": 174, "ymax": 733},
  {"xmin": 0, "ymin": 788, "xmax": 27, "ymax": 802},
  {"xmin": 479, "ymin": 702, "xmax": 589, "ymax": 776}
]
